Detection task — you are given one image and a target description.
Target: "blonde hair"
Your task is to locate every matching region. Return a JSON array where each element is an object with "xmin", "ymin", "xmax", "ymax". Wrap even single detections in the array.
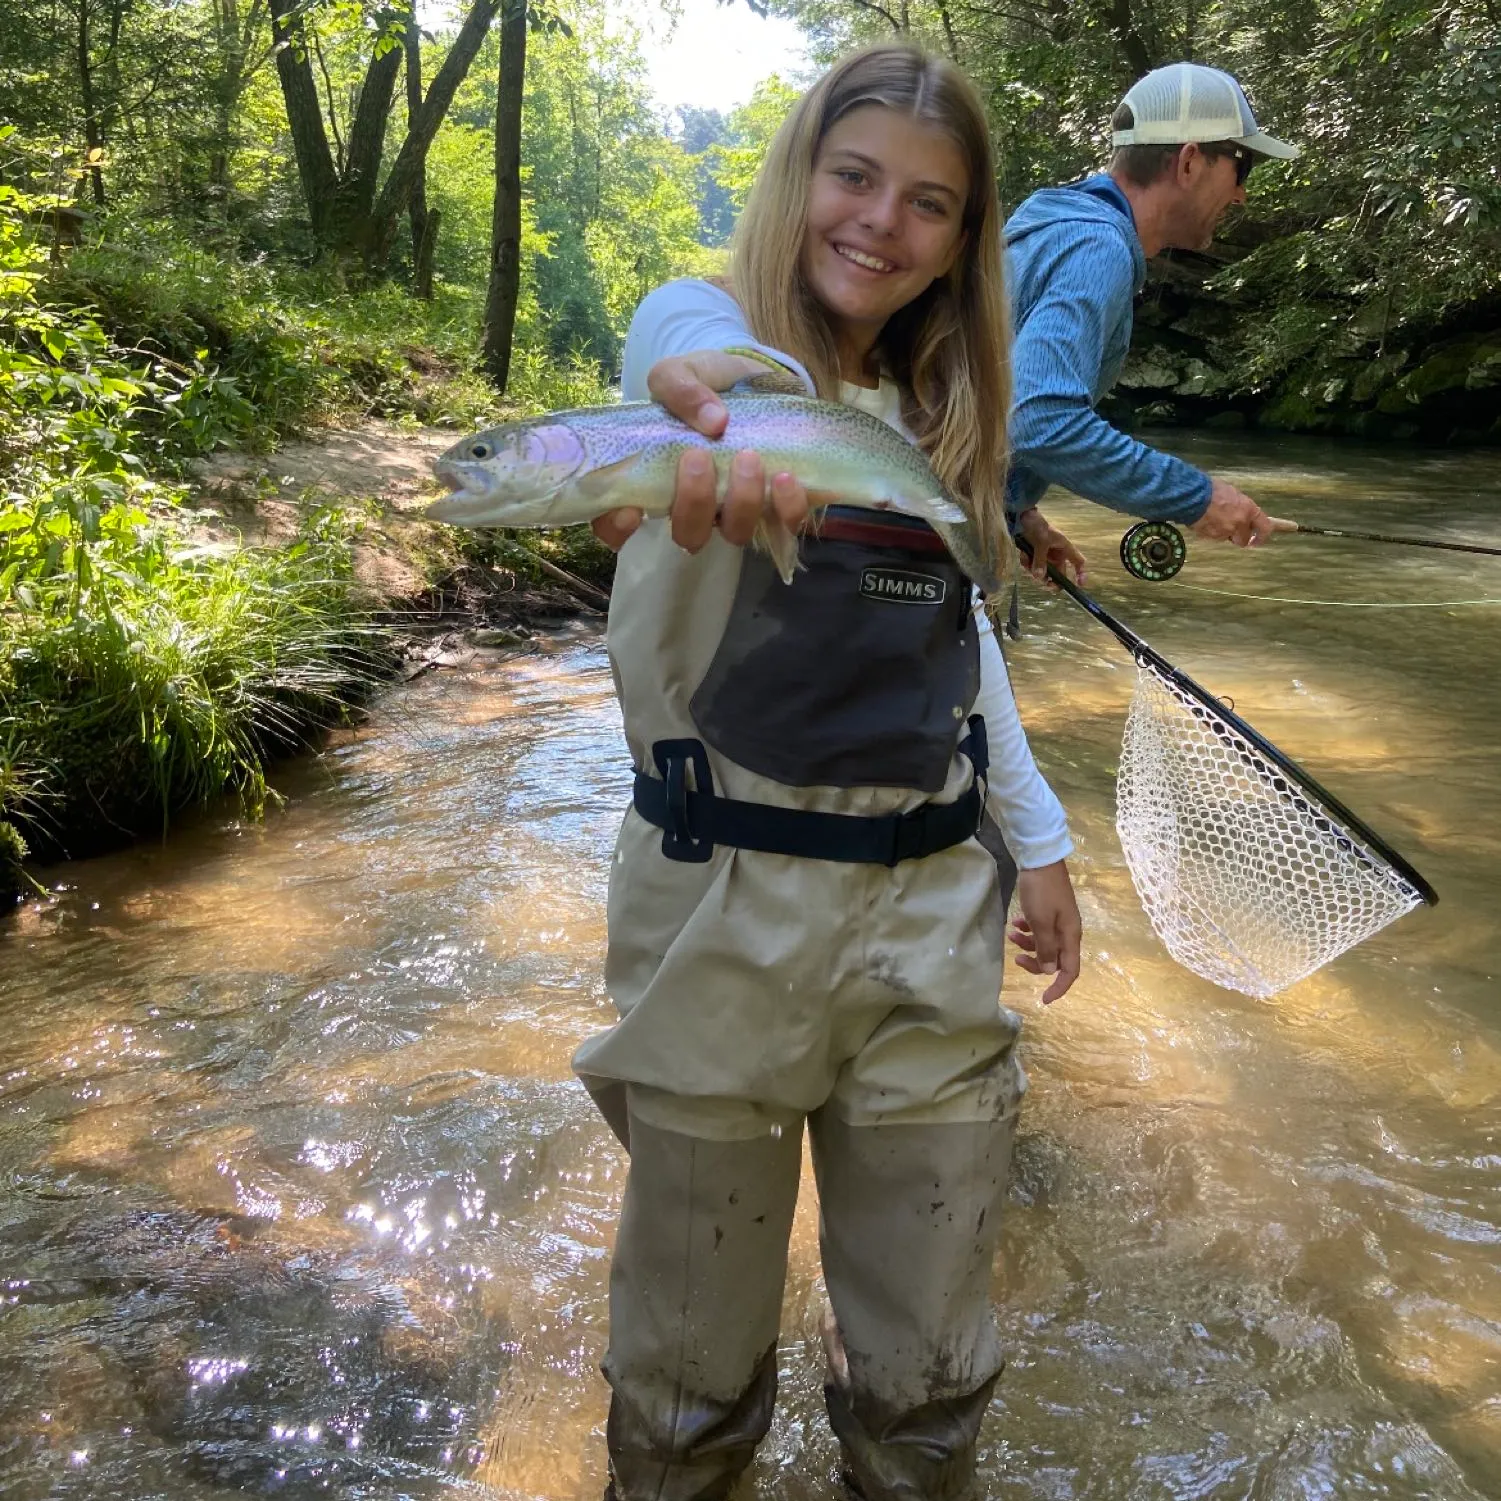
[{"xmin": 731, "ymin": 43, "xmax": 1013, "ymax": 574}]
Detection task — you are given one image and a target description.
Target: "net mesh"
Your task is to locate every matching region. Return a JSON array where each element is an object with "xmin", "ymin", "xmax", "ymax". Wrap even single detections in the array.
[{"xmin": 1115, "ymin": 659, "xmax": 1424, "ymax": 998}]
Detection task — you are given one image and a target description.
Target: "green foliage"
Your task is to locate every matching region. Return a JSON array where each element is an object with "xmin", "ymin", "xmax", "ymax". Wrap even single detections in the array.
[
  {"xmin": 676, "ymin": 106, "xmax": 737, "ymax": 246},
  {"xmin": 0, "ymin": 159, "xmax": 394, "ymax": 881},
  {"xmin": 439, "ymin": 7, "xmax": 715, "ymax": 372},
  {"xmin": 710, "ymin": 76, "xmax": 801, "ymax": 217},
  {"xmin": 1, "ymin": 497, "xmax": 382, "ymax": 861}
]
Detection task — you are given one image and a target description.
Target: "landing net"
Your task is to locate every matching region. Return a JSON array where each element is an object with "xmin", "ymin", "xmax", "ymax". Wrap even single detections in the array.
[{"xmin": 1115, "ymin": 657, "xmax": 1427, "ymax": 999}]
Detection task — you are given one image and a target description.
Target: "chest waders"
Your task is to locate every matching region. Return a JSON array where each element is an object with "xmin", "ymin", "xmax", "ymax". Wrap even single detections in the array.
[{"xmin": 582, "ymin": 510, "xmax": 1023, "ymax": 1501}]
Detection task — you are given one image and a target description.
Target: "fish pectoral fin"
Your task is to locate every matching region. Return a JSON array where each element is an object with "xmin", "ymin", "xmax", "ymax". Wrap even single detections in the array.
[
  {"xmin": 754, "ymin": 514, "xmax": 802, "ymax": 584},
  {"xmin": 571, "ymin": 453, "xmax": 649, "ymax": 503},
  {"xmin": 796, "ymin": 489, "xmax": 843, "ymax": 541},
  {"xmin": 912, "ymin": 493, "xmax": 971, "ymax": 528}
]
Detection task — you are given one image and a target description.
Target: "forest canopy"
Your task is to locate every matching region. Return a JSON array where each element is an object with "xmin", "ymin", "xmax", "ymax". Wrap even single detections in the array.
[{"xmin": 2, "ymin": 0, "xmax": 1494, "ymax": 406}]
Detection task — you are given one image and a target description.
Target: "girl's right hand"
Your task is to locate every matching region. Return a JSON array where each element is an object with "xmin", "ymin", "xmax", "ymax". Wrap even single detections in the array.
[
  {"xmin": 591, "ymin": 350, "xmax": 811, "ymax": 553},
  {"xmin": 1007, "ymin": 859, "xmax": 1082, "ymax": 1004}
]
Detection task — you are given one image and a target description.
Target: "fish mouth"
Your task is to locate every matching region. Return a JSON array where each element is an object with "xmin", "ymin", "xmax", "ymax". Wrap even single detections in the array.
[
  {"xmin": 432, "ymin": 461, "xmax": 468, "ymax": 495},
  {"xmin": 426, "ymin": 466, "xmax": 499, "ymax": 523},
  {"xmin": 425, "ymin": 490, "xmax": 489, "ymax": 523}
]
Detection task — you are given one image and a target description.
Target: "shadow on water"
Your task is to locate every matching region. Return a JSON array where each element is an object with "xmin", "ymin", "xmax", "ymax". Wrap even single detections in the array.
[{"xmin": 2, "ymin": 434, "xmax": 1500, "ymax": 1499}]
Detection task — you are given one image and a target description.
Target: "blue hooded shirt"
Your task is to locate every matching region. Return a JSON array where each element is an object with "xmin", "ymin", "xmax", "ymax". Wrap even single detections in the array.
[{"xmin": 1004, "ymin": 174, "xmax": 1212, "ymax": 525}]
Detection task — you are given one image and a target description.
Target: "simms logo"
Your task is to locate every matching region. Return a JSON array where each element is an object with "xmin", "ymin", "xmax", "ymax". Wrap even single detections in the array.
[{"xmin": 859, "ymin": 566, "xmax": 947, "ymax": 605}]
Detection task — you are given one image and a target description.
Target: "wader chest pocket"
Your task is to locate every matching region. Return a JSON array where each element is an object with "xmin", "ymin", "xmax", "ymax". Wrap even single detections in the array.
[{"xmin": 689, "ymin": 507, "xmax": 980, "ymax": 792}]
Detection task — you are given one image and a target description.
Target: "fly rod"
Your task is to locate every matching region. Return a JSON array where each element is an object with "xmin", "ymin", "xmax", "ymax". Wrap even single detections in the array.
[
  {"xmin": 1277, "ymin": 521, "xmax": 1501, "ymax": 557},
  {"xmin": 1118, "ymin": 519, "xmax": 1501, "ymax": 581}
]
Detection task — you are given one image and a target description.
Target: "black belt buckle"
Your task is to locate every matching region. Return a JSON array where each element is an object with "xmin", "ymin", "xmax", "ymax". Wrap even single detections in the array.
[
  {"xmin": 651, "ymin": 738, "xmax": 715, "ymax": 863},
  {"xmin": 886, "ymin": 807, "xmax": 928, "ymax": 867}
]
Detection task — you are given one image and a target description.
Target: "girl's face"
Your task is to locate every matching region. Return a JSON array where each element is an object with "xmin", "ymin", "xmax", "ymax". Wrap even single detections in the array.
[{"xmin": 800, "ymin": 104, "xmax": 971, "ymax": 365}]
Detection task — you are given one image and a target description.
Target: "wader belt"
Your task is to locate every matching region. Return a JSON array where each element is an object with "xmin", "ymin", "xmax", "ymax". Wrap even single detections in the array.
[
  {"xmin": 808, "ymin": 509, "xmax": 952, "ymax": 556},
  {"xmin": 634, "ymin": 719, "xmax": 988, "ymax": 866}
]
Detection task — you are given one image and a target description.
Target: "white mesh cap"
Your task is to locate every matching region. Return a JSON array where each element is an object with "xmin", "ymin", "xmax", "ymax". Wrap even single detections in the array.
[{"xmin": 1112, "ymin": 62, "xmax": 1298, "ymax": 160}]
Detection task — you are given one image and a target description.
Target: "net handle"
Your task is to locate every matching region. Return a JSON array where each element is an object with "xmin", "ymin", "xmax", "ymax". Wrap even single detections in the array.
[{"xmin": 1023, "ymin": 549, "xmax": 1440, "ymax": 907}]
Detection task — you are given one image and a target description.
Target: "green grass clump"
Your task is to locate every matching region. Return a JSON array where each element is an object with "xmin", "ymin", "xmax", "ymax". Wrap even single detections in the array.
[{"xmin": 1, "ymin": 498, "xmax": 386, "ymax": 872}]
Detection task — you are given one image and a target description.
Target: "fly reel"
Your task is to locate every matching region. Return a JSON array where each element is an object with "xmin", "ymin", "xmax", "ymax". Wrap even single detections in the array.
[{"xmin": 1120, "ymin": 521, "xmax": 1188, "ymax": 582}]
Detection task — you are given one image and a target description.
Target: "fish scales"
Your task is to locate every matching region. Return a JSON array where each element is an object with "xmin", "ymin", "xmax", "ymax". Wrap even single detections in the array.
[{"xmin": 427, "ymin": 394, "xmax": 997, "ymax": 592}]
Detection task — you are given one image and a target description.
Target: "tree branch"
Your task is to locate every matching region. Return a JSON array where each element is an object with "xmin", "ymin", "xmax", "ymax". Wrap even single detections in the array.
[
  {"xmin": 847, "ymin": 0, "xmax": 903, "ymax": 32},
  {"xmin": 310, "ymin": 25, "xmax": 345, "ymax": 173},
  {"xmin": 934, "ymin": 0, "xmax": 961, "ymax": 58}
]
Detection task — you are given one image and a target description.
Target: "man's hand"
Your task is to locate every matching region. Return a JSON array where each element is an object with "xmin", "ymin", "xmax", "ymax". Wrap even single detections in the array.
[
  {"xmin": 1015, "ymin": 507, "xmax": 1088, "ymax": 585},
  {"xmin": 590, "ymin": 350, "xmax": 810, "ymax": 553},
  {"xmin": 1007, "ymin": 860, "xmax": 1082, "ymax": 1004},
  {"xmin": 1191, "ymin": 478, "xmax": 1296, "ymax": 548}
]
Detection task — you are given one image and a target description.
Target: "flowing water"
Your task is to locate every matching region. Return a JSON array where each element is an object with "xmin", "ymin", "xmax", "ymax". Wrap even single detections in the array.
[{"xmin": 2, "ymin": 434, "xmax": 1499, "ymax": 1500}]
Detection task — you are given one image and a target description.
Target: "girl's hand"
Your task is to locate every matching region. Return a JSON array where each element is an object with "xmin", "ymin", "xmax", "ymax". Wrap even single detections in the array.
[
  {"xmin": 1007, "ymin": 860, "xmax": 1082, "ymax": 1003},
  {"xmin": 1015, "ymin": 507, "xmax": 1087, "ymax": 586},
  {"xmin": 590, "ymin": 350, "xmax": 811, "ymax": 553}
]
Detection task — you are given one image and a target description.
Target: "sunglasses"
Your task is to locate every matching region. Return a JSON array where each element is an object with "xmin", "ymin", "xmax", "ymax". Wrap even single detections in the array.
[{"xmin": 1212, "ymin": 145, "xmax": 1255, "ymax": 186}]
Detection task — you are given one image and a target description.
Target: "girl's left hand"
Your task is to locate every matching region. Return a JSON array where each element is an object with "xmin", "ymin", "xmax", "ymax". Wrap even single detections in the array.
[
  {"xmin": 1015, "ymin": 507, "xmax": 1088, "ymax": 586},
  {"xmin": 1008, "ymin": 860, "xmax": 1082, "ymax": 1003}
]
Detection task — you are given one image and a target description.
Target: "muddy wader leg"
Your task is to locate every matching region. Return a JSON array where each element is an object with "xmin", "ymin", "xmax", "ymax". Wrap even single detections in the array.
[
  {"xmin": 810, "ymin": 1109, "xmax": 1016, "ymax": 1501},
  {"xmin": 603, "ymin": 1091, "xmax": 804, "ymax": 1501}
]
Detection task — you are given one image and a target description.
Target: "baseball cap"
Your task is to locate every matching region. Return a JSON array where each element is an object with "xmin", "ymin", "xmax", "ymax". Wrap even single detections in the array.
[{"xmin": 1111, "ymin": 62, "xmax": 1299, "ymax": 160}]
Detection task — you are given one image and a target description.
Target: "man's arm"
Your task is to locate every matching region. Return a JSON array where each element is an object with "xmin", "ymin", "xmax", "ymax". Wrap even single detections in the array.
[{"xmin": 1009, "ymin": 233, "xmax": 1211, "ymax": 525}]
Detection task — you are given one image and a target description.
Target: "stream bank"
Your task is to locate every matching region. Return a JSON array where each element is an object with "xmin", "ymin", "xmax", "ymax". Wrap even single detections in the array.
[{"xmin": 1, "ymin": 420, "xmax": 614, "ymax": 906}]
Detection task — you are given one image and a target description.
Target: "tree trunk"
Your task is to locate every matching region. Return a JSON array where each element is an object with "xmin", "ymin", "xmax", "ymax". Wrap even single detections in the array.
[
  {"xmin": 268, "ymin": 0, "xmax": 498, "ymax": 269},
  {"xmin": 77, "ymin": 0, "xmax": 107, "ymax": 205},
  {"xmin": 481, "ymin": 0, "xmax": 527, "ymax": 390},
  {"xmin": 343, "ymin": 20, "xmax": 403, "ymax": 211},
  {"xmin": 367, "ymin": 0, "xmax": 503, "ymax": 269},
  {"xmin": 325, "ymin": 25, "xmax": 404, "ymax": 259},
  {"xmin": 1103, "ymin": 0, "xmax": 1154, "ymax": 77},
  {"xmin": 207, "ymin": 0, "xmax": 269, "ymax": 193},
  {"xmin": 934, "ymin": 0, "xmax": 960, "ymax": 60},
  {"xmin": 405, "ymin": 14, "xmax": 432, "ymax": 294},
  {"xmin": 414, "ymin": 207, "xmax": 441, "ymax": 300},
  {"xmin": 268, "ymin": 0, "xmax": 338, "ymax": 241},
  {"xmin": 208, "ymin": 0, "xmax": 240, "ymax": 189}
]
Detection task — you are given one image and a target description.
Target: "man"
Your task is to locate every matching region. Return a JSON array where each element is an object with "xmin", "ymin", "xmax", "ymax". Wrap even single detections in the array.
[{"xmin": 1006, "ymin": 62, "xmax": 1300, "ymax": 582}]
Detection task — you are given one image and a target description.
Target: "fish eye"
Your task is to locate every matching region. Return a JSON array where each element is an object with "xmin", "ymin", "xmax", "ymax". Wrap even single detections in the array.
[{"xmin": 468, "ymin": 441, "xmax": 492, "ymax": 460}]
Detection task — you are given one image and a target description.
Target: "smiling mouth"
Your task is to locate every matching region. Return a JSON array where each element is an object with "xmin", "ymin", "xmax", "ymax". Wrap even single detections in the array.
[{"xmin": 833, "ymin": 243, "xmax": 898, "ymax": 273}]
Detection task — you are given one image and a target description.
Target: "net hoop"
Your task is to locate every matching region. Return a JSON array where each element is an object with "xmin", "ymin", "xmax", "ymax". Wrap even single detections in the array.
[
  {"xmin": 1015, "ymin": 543, "xmax": 1438, "ymax": 999},
  {"xmin": 1116, "ymin": 655, "xmax": 1428, "ymax": 998}
]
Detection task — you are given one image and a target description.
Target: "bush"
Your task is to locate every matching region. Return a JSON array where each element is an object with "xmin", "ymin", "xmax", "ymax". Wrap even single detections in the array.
[{"xmin": 0, "ymin": 178, "xmax": 393, "ymax": 887}]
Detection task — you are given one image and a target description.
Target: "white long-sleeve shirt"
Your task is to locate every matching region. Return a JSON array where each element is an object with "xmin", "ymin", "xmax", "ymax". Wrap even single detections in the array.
[{"xmin": 620, "ymin": 279, "xmax": 1073, "ymax": 870}]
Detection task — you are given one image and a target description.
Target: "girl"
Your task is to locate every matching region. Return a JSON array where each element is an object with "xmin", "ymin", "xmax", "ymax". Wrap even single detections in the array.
[{"xmin": 574, "ymin": 44, "xmax": 1081, "ymax": 1501}]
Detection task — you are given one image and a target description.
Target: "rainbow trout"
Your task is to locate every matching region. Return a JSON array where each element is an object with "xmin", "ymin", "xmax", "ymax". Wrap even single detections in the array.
[{"xmin": 427, "ymin": 394, "xmax": 999, "ymax": 592}]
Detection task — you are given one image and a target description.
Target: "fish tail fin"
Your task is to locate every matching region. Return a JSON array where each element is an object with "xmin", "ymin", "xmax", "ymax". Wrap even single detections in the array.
[
  {"xmin": 911, "ymin": 494, "xmax": 1001, "ymax": 595},
  {"xmin": 754, "ymin": 513, "xmax": 803, "ymax": 584}
]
